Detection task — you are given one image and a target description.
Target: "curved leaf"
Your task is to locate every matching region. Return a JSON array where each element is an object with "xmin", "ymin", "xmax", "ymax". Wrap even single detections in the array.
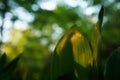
[
  {"xmin": 0, "ymin": 54, "xmax": 21, "ymax": 80},
  {"xmin": 51, "ymin": 6, "xmax": 104, "ymax": 80},
  {"xmin": 104, "ymin": 47, "xmax": 120, "ymax": 80},
  {"xmin": 90, "ymin": 6, "xmax": 104, "ymax": 71},
  {"xmin": 51, "ymin": 25, "xmax": 93, "ymax": 80}
]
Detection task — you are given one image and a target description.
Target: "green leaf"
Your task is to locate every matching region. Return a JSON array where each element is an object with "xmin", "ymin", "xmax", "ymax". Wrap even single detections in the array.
[
  {"xmin": 98, "ymin": 6, "xmax": 104, "ymax": 32},
  {"xmin": 104, "ymin": 47, "xmax": 120, "ymax": 80},
  {"xmin": 70, "ymin": 27, "xmax": 93, "ymax": 80},
  {"xmin": 0, "ymin": 53, "xmax": 7, "ymax": 70},
  {"xmin": 86, "ymin": 6, "xmax": 104, "ymax": 79},
  {"xmin": 0, "ymin": 54, "xmax": 21, "ymax": 80},
  {"xmin": 51, "ymin": 25, "xmax": 93, "ymax": 80},
  {"xmin": 51, "ymin": 6, "xmax": 104, "ymax": 80},
  {"xmin": 90, "ymin": 6, "xmax": 104, "ymax": 67},
  {"xmin": 51, "ymin": 25, "xmax": 76, "ymax": 80}
]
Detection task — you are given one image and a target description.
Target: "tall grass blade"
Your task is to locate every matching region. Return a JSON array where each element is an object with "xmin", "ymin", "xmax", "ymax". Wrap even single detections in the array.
[{"xmin": 89, "ymin": 6, "xmax": 104, "ymax": 79}]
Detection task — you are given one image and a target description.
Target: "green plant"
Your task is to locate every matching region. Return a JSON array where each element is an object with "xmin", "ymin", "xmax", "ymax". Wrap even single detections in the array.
[
  {"xmin": 0, "ymin": 53, "xmax": 21, "ymax": 80},
  {"xmin": 51, "ymin": 6, "xmax": 104, "ymax": 80},
  {"xmin": 51, "ymin": 6, "xmax": 120, "ymax": 80}
]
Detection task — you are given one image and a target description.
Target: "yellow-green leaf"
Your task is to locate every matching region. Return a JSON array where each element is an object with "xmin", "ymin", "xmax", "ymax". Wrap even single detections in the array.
[
  {"xmin": 51, "ymin": 25, "xmax": 93, "ymax": 80},
  {"xmin": 89, "ymin": 6, "xmax": 104, "ymax": 78}
]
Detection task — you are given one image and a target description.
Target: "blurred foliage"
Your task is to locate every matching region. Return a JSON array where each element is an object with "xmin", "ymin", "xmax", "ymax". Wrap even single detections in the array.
[{"xmin": 0, "ymin": 0, "xmax": 120, "ymax": 80}]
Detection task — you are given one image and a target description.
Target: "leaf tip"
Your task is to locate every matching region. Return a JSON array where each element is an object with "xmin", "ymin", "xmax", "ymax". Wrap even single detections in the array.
[{"xmin": 98, "ymin": 5, "xmax": 104, "ymax": 24}]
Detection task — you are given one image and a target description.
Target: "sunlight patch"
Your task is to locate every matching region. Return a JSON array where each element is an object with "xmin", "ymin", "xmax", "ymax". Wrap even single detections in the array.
[
  {"xmin": 14, "ymin": 20, "xmax": 29, "ymax": 31},
  {"xmin": 39, "ymin": 1, "xmax": 57, "ymax": 11}
]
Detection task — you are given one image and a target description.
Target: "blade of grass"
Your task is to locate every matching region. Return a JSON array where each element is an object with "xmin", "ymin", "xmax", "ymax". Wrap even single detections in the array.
[{"xmin": 89, "ymin": 6, "xmax": 104, "ymax": 79}]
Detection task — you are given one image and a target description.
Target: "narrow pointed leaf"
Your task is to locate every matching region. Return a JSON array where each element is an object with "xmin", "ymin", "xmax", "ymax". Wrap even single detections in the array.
[
  {"xmin": 98, "ymin": 6, "xmax": 104, "ymax": 32},
  {"xmin": 88, "ymin": 6, "xmax": 104, "ymax": 80},
  {"xmin": 91, "ymin": 6, "xmax": 104, "ymax": 68}
]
